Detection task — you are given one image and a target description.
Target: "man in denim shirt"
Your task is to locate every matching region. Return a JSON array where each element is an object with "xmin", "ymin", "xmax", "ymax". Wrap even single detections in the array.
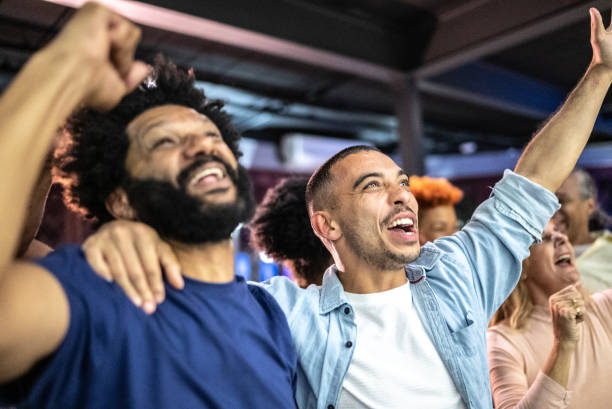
[{"xmin": 85, "ymin": 6, "xmax": 612, "ymax": 409}]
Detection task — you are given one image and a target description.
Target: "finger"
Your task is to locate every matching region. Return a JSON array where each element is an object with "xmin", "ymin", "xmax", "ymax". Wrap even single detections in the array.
[
  {"xmin": 590, "ymin": 8, "xmax": 605, "ymax": 39},
  {"xmin": 103, "ymin": 246, "xmax": 143, "ymax": 307},
  {"xmin": 83, "ymin": 245, "xmax": 113, "ymax": 282},
  {"xmin": 124, "ymin": 62, "xmax": 150, "ymax": 92},
  {"xmin": 158, "ymin": 242, "xmax": 184, "ymax": 290},
  {"xmin": 108, "ymin": 14, "xmax": 141, "ymax": 79},
  {"xmin": 134, "ymin": 238, "xmax": 166, "ymax": 304},
  {"xmin": 115, "ymin": 238, "xmax": 157, "ymax": 312}
]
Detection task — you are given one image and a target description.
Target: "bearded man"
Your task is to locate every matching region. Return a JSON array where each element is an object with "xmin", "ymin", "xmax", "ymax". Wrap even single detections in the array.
[{"xmin": 0, "ymin": 4, "xmax": 297, "ymax": 409}]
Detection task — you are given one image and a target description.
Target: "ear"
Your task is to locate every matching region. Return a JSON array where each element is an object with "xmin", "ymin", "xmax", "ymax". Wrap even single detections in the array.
[
  {"xmin": 585, "ymin": 197, "xmax": 596, "ymax": 216},
  {"xmin": 105, "ymin": 187, "xmax": 136, "ymax": 220},
  {"xmin": 310, "ymin": 211, "xmax": 342, "ymax": 242}
]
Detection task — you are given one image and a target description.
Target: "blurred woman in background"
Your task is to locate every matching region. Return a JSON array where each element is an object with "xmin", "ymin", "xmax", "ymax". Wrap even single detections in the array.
[
  {"xmin": 409, "ymin": 175, "xmax": 463, "ymax": 245},
  {"xmin": 249, "ymin": 177, "xmax": 332, "ymax": 287},
  {"xmin": 488, "ymin": 220, "xmax": 612, "ymax": 409}
]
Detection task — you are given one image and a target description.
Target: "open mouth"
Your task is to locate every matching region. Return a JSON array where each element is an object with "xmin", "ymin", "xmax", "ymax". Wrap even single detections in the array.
[
  {"xmin": 189, "ymin": 166, "xmax": 226, "ymax": 187},
  {"xmin": 554, "ymin": 254, "xmax": 572, "ymax": 266},
  {"xmin": 388, "ymin": 217, "xmax": 416, "ymax": 234}
]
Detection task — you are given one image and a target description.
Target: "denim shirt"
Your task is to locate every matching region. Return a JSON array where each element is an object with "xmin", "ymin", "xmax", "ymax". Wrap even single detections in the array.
[{"xmin": 258, "ymin": 171, "xmax": 559, "ymax": 409}]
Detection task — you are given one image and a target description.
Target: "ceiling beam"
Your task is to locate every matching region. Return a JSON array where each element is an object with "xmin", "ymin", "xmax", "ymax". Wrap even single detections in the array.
[
  {"xmin": 416, "ymin": 0, "xmax": 610, "ymax": 78},
  {"xmin": 42, "ymin": 0, "xmax": 429, "ymax": 84},
  {"xmin": 419, "ymin": 61, "xmax": 612, "ymax": 136}
]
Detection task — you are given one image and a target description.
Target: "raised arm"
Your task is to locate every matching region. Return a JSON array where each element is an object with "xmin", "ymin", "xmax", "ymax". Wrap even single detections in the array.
[
  {"xmin": 515, "ymin": 8, "xmax": 612, "ymax": 192},
  {"xmin": 0, "ymin": 3, "xmax": 147, "ymax": 382}
]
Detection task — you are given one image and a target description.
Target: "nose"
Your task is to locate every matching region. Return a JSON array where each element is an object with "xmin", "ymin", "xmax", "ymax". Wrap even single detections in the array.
[
  {"xmin": 553, "ymin": 231, "xmax": 568, "ymax": 247},
  {"xmin": 183, "ymin": 133, "xmax": 215, "ymax": 159},
  {"xmin": 389, "ymin": 183, "xmax": 414, "ymax": 208}
]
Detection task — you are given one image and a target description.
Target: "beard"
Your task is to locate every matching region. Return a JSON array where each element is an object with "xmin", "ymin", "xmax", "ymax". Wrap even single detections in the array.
[
  {"xmin": 123, "ymin": 155, "xmax": 255, "ymax": 244},
  {"xmin": 339, "ymin": 215, "xmax": 419, "ymax": 272}
]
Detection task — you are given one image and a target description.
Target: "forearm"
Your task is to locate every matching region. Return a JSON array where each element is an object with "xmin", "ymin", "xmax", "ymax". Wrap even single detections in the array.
[
  {"xmin": 541, "ymin": 341, "xmax": 575, "ymax": 389},
  {"xmin": 514, "ymin": 63, "xmax": 612, "ymax": 192},
  {"xmin": 0, "ymin": 48, "xmax": 91, "ymax": 270}
]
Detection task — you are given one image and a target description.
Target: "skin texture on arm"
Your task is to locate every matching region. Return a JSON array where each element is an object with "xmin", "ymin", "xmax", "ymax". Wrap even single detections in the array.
[
  {"xmin": 0, "ymin": 3, "xmax": 147, "ymax": 382},
  {"xmin": 514, "ymin": 8, "xmax": 612, "ymax": 192}
]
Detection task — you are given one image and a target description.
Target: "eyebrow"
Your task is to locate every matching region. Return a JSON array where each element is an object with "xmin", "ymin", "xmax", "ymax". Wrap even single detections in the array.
[{"xmin": 352, "ymin": 170, "xmax": 408, "ymax": 190}]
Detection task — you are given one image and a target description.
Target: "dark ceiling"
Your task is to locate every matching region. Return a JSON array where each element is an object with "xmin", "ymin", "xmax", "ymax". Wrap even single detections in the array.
[{"xmin": 1, "ymin": 0, "xmax": 611, "ymax": 163}]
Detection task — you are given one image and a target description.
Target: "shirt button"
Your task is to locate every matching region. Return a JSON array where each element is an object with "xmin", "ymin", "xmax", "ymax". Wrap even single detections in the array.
[
  {"xmin": 345, "ymin": 341, "xmax": 353, "ymax": 348},
  {"xmin": 343, "ymin": 307, "xmax": 351, "ymax": 314},
  {"xmin": 328, "ymin": 405, "xmax": 335, "ymax": 409}
]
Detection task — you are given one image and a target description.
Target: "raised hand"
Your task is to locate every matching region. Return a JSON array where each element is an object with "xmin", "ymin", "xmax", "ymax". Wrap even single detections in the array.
[
  {"xmin": 46, "ymin": 2, "xmax": 149, "ymax": 110},
  {"xmin": 590, "ymin": 8, "xmax": 612, "ymax": 73},
  {"xmin": 549, "ymin": 284, "xmax": 586, "ymax": 347},
  {"xmin": 83, "ymin": 220, "xmax": 183, "ymax": 314}
]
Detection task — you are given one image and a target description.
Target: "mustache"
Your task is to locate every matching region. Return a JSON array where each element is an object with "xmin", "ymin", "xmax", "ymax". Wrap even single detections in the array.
[
  {"xmin": 382, "ymin": 206, "xmax": 417, "ymax": 227},
  {"xmin": 176, "ymin": 154, "xmax": 238, "ymax": 190}
]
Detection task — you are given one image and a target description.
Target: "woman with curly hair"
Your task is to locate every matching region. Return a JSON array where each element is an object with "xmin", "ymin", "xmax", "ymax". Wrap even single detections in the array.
[
  {"xmin": 249, "ymin": 177, "xmax": 332, "ymax": 287},
  {"xmin": 409, "ymin": 175, "xmax": 463, "ymax": 245},
  {"xmin": 487, "ymin": 220, "xmax": 612, "ymax": 409}
]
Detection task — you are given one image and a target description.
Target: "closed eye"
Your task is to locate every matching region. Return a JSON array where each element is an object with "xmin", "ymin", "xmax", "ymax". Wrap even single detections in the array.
[{"xmin": 152, "ymin": 137, "xmax": 175, "ymax": 149}]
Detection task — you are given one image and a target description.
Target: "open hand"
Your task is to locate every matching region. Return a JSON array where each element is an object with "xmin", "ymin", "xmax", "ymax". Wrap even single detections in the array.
[
  {"xmin": 83, "ymin": 220, "xmax": 183, "ymax": 314},
  {"xmin": 590, "ymin": 7, "xmax": 612, "ymax": 73}
]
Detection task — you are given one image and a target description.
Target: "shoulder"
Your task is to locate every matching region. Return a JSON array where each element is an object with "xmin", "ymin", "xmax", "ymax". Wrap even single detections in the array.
[{"xmin": 250, "ymin": 276, "xmax": 320, "ymax": 320}]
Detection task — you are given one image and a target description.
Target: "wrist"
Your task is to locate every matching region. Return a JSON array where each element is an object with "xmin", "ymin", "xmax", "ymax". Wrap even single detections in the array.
[
  {"xmin": 554, "ymin": 339, "xmax": 578, "ymax": 353},
  {"xmin": 587, "ymin": 61, "xmax": 612, "ymax": 84}
]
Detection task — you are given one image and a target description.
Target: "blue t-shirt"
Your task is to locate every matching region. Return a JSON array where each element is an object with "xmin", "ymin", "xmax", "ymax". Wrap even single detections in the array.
[{"xmin": 0, "ymin": 245, "xmax": 297, "ymax": 409}]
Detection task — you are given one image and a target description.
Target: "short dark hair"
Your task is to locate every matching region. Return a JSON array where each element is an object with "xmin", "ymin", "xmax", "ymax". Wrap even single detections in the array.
[
  {"xmin": 305, "ymin": 145, "xmax": 380, "ymax": 213},
  {"xmin": 249, "ymin": 177, "xmax": 330, "ymax": 285},
  {"xmin": 56, "ymin": 56, "xmax": 241, "ymax": 224}
]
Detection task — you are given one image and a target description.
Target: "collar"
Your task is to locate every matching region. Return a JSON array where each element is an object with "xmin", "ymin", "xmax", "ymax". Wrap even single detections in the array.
[
  {"xmin": 404, "ymin": 243, "xmax": 442, "ymax": 283},
  {"xmin": 319, "ymin": 265, "xmax": 348, "ymax": 314}
]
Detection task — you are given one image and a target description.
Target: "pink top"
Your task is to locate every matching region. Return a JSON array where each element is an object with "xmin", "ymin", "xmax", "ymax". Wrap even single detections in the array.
[{"xmin": 487, "ymin": 289, "xmax": 612, "ymax": 409}]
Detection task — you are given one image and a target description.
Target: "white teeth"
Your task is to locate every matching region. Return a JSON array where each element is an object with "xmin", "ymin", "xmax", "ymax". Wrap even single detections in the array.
[
  {"xmin": 389, "ymin": 218, "xmax": 414, "ymax": 228},
  {"xmin": 190, "ymin": 167, "xmax": 223, "ymax": 186},
  {"xmin": 555, "ymin": 254, "xmax": 571, "ymax": 264}
]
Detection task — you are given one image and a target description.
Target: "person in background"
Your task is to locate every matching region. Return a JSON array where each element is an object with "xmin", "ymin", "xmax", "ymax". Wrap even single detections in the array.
[
  {"xmin": 249, "ymin": 177, "xmax": 332, "ymax": 287},
  {"xmin": 554, "ymin": 168, "xmax": 612, "ymax": 291},
  {"xmin": 488, "ymin": 220, "xmax": 612, "ymax": 409},
  {"xmin": 409, "ymin": 175, "xmax": 463, "ymax": 245}
]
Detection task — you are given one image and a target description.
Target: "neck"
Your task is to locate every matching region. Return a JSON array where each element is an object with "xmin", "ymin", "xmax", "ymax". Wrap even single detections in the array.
[
  {"xmin": 572, "ymin": 227, "xmax": 595, "ymax": 246},
  {"xmin": 336, "ymin": 255, "xmax": 407, "ymax": 294},
  {"xmin": 169, "ymin": 238, "xmax": 235, "ymax": 283}
]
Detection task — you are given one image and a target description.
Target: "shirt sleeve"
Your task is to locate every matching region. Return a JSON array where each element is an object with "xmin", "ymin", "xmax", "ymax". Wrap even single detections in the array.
[
  {"xmin": 434, "ymin": 171, "xmax": 560, "ymax": 320},
  {"xmin": 0, "ymin": 246, "xmax": 127, "ymax": 406},
  {"xmin": 487, "ymin": 330, "xmax": 572, "ymax": 409}
]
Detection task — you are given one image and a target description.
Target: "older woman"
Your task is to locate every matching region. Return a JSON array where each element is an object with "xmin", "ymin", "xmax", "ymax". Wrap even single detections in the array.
[
  {"xmin": 487, "ymin": 220, "xmax": 612, "ymax": 409},
  {"xmin": 409, "ymin": 175, "xmax": 463, "ymax": 245}
]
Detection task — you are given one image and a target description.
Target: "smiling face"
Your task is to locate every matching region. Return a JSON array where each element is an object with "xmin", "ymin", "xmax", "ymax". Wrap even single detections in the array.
[
  {"xmin": 418, "ymin": 204, "xmax": 458, "ymax": 245},
  {"xmin": 523, "ymin": 221, "xmax": 580, "ymax": 298},
  {"xmin": 125, "ymin": 104, "xmax": 239, "ymax": 204},
  {"xmin": 328, "ymin": 150, "xmax": 420, "ymax": 271},
  {"xmin": 116, "ymin": 104, "xmax": 254, "ymax": 243}
]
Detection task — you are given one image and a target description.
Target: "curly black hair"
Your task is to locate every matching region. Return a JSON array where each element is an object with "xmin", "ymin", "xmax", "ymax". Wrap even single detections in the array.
[
  {"xmin": 56, "ymin": 56, "xmax": 241, "ymax": 224},
  {"xmin": 249, "ymin": 177, "xmax": 332, "ymax": 286}
]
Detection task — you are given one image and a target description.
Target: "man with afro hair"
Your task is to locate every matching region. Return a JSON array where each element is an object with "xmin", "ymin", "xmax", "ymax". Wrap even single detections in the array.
[
  {"xmin": 249, "ymin": 177, "xmax": 332, "ymax": 287},
  {"xmin": 0, "ymin": 4, "xmax": 297, "ymax": 409}
]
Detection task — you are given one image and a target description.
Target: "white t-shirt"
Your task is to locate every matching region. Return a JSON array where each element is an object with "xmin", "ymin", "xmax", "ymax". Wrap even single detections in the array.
[{"xmin": 338, "ymin": 282, "xmax": 466, "ymax": 409}]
